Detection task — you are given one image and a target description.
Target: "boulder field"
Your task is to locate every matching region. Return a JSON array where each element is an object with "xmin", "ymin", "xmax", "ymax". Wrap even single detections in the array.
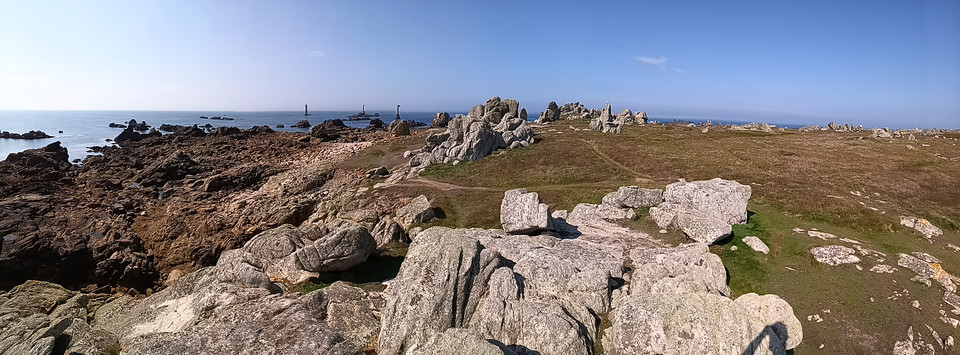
[{"xmin": 1, "ymin": 180, "xmax": 803, "ymax": 354}]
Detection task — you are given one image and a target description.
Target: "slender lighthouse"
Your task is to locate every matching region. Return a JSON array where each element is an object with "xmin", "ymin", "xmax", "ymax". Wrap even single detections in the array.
[{"xmin": 304, "ymin": 104, "xmax": 310, "ymax": 116}]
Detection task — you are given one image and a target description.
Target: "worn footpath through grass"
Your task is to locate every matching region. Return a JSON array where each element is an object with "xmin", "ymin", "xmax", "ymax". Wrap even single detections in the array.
[{"xmin": 348, "ymin": 121, "xmax": 960, "ymax": 353}]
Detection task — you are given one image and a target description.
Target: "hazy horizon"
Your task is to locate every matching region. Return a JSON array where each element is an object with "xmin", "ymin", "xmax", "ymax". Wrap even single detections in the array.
[{"xmin": 2, "ymin": 0, "xmax": 958, "ymax": 128}]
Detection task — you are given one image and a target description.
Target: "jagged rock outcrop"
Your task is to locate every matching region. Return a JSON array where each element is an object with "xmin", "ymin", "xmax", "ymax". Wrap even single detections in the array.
[
  {"xmin": 381, "ymin": 186, "xmax": 801, "ymax": 355},
  {"xmin": 0, "ymin": 130, "xmax": 54, "ymax": 140},
  {"xmin": 410, "ymin": 97, "xmax": 535, "ymax": 167},
  {"xmin": 636, "ymin": 111, "xmax": 648, "ymax": 124},
  {"xmin": 114, "ymin": 123, "xmax": 161, "ymax": 143},
  {"xmin": 536, "ymin": 101, "xmax": 561, "ymax": 124},
  {"xmin": 500, "ymin": 188, "xmax": 554, "ymax": 234},
  {"xmin": 293, "ymin": 119, "xmax": 312, "ymax": 128},
  {"xmin": 560, "ymin": 102, "xmax": 591, "ymax": 119},
  {"xmin": 650, "ymin": 178, "xmax": 751, "ymax": 244},
  {"xmin": 431, "ymin": 112, "xmax": 451, "ymax": 128},
  {"xmin": 617, "ymin": 108, "xmax": 636, "ymax": 125},
  {"xmin": 590, "ymin": 102, "xmax": 622, "ymax": 133},
  {"xmin": 135, "ymin": 150, "xmax": 200, "ymax": 187}
]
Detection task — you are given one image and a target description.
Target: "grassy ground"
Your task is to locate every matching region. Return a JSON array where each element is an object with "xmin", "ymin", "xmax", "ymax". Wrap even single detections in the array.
[{"xmin": 354, "ymin": 121, "xmax": 960, "ymax": 352}]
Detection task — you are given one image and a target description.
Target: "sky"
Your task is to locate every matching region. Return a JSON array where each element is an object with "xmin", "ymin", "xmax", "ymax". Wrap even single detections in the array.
[{"xmin": 1, "ymin": 0, "xmax": 958, "ymax": 128}]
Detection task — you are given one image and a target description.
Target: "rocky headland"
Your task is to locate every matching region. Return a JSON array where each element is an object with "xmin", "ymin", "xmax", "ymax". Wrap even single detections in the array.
[{"xmin": 1, "ymin": 99, "xmax": 958, "ymax": 354}]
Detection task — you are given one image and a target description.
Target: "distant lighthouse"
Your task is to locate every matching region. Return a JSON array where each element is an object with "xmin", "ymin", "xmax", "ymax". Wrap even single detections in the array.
[{"xmin": 304, "ymin": 104, "xmax": 311, "ymax": 116}]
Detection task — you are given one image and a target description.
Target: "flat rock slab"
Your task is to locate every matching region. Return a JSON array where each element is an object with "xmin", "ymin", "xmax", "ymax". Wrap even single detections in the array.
[
  {"xmin": 810, "ymin": 245, "xmax": 861, "ymax": 266},
  {"xmin": 742, "ymin": 236, "xmax": 770, "ymax": 254}
]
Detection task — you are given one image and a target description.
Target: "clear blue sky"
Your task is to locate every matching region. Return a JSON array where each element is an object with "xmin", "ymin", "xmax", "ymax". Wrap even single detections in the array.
[{"xmin": 1, "ymin": 0, "xmax": 958, "ymax": 128}]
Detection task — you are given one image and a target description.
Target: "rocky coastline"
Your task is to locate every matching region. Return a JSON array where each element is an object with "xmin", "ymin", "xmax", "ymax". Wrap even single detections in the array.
[{"xmin": 2, "ymin": 100, "xmax": 958, "ymax": 354}]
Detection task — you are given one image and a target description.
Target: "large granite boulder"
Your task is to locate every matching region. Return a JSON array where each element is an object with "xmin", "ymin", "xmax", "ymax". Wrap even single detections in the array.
[
  {"xmin": 388, "ymin": 119, "xmax": 411, "ymax": 136},
  {"xmin": 650, "ymin": 178, "xmax": 751, "ymax": 244},
  {"xmin": 395, "ymin": 195, "xmax": 437, "ymax": 228},
  {"xmin": 378, "ymin": 229, "xmax": 502, "ymax": 355},
  {"xmin": 500, "ymin": 189, "xmax": 554, "ymax": 234},
  {"xmin": 536, "ymin": 101, "xmax": 561, "ymax": 124},
  {"xmin": 603, "ymin": 292, "xmax": 803, "ymax": 354},
  {"xmin": 601, "ymin": 186, "xmax": 664, "ymax": 208},
  {"xmin": 239, "ymin": 220, "xmax": 376, "ymax": 283},
  {"xmin": 380, "ymin": 227, "xmax": 624, "ymax": 355}
]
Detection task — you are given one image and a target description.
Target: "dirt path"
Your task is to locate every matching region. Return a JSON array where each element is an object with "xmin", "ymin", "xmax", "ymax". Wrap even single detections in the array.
[
  {"xmin": 381, "ymin": 177, "xmax": 502, "ymax": 192},
  {"xmin": 576, "ymin": 138, "xmax": 658, "ymax": 184}
]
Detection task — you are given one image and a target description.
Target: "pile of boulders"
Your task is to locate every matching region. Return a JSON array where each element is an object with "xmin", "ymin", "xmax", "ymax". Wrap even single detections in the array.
[
  {"xmin": 378, "ymin": 184, "xmax": 801, "ymax": 354},
  {"xmin": 650, "ymin": 178, "xmax": 752, "ymax": 244},
  {"xmin": 590, "ymin": 102, "xmax": 641, "ymax": 134},
  {"xmin": 409, "ymin": 96, "xmax": 535, "ymax": 167}
]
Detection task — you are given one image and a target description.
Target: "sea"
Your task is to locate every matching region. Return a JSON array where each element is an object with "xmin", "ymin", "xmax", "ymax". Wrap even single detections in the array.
[
  {"xmin": 0, "ymin": 110, "xmax": 465, "ymax": 162},
  {"xmin": 0, "ymin": 110, "xmax": 802, "ymax": 162}
]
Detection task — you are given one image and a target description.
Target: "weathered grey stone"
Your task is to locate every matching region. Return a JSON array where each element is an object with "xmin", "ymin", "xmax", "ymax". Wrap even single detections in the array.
[
  {"xmin": 294, "ymin": 222, "xmax": 376, "ymax": 273},
  {"xmin": 0, "ymin": 281, "xmax": 92, "ymax": 355},
  {"xmin": 629, "ymin": 243, "xmax": 730, "ymax": 296},
  {"xmin": 743, "ymin": 236, "xmax": 770, "ymax": 254},
  {"xmin": 371, "ymin": 216, "xmax": 409, "ymax": 247},
  {"xmin": 303, "ymin": 281, "xmax": 386, "ymax": 352},
  {"xmin": 409, "ymin": 328, "xmax": 510, "ymax": 355},
  {"xmin": 601, "ymin": 186, "xmax": 663, "ymax": 208},
  {"xmin": 378, "ymin": 227, "xmax": 501, "ymax": 355},
  {"xmin": 90, "ymin": 257, "xmax": 362, "ymax": 355},
  {"xmin": 604, "ymin": 292, "xmax": 802, "ymax": 354},
  {"xmin": 536, "ymin": 101, "xmax": 561, "ymax": 124},
  {"xmin": 898, "ymin": 253, "xmax": 958, "ymax": 292},
  {"xmin": 660, "ymin": 178, "xmax": 752, "ymax": 225},
  {"xmin": 395, "ymin": 195, "xmax": 437, "ymax": 228},
  {"xmin": 590, "ymin": 102, "xmax": 621, "ymax": 133},
  {"xmin": 567, "ymin": 203, "xmax": 637, "ymax": 225},
  {"xmin": 810, "ymin": 245, "xmax": 861, "ymax": 266},
  {"xmin": 500, "ymin": 188, "xmax": 554, "ymax": 234},
  {"xmin": 388, "ymin": 119, "xmax": 411, "ymax": 136},
  {"xmin": 471, "ymin": 298, "xmax": 593, "ymax": 355},
  {"xmin": 900, "ymin": 216, "xmax": 943, "ymax": 238},
  {"xmin": 650, "ymin": 178, "xmax": 751, "ymax": 244}
]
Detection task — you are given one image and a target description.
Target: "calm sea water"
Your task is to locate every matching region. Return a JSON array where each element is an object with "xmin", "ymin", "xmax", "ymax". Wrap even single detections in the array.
[
  {"xmin": 0, "ymin": 110, "xmax": 463, "ymax": 161},
  {"xmin": 0, "ymin": 110, "xmax": 806, "ymax": 162}
]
